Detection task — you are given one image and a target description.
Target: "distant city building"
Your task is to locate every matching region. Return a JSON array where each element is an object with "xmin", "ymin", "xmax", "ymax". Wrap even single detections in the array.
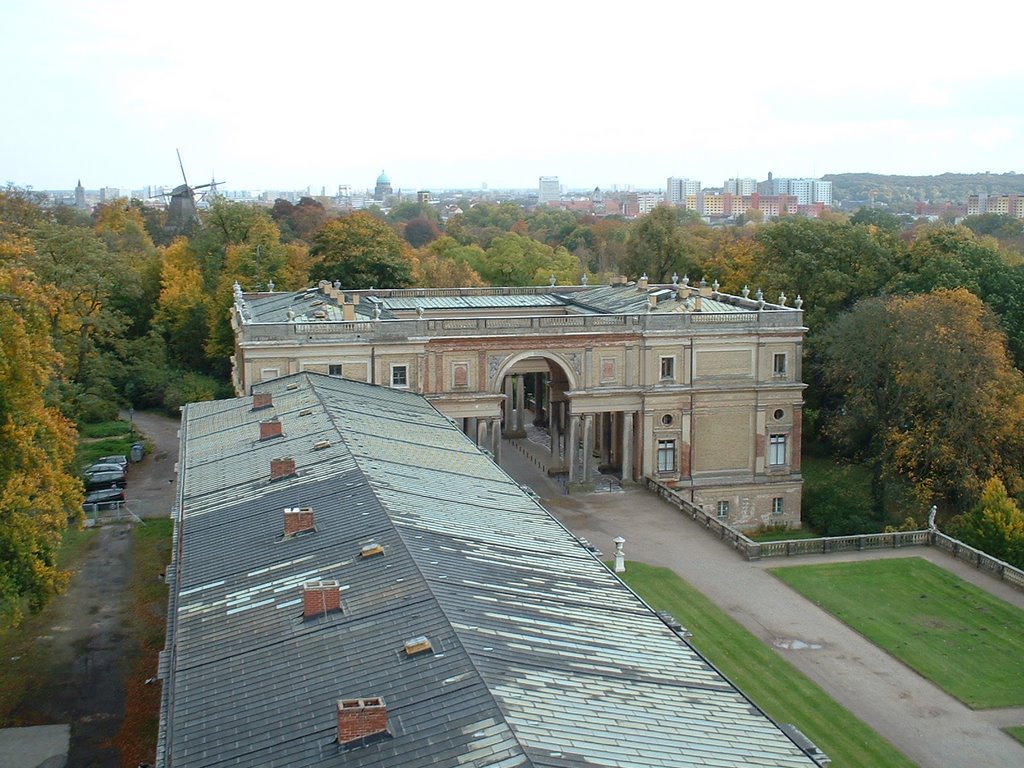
[
  {"xmin": 373, "ymin": 170, "xmax": 392, "ymax": 202},
  {"xmin": 967, "ymin": 194, "xmax": 1024, "ymax": 218},
  {"xmin": 417, "ymin": 190, "xmax": 431, "ymax": 204},
  {"xmin": 623, "ymin": 191, "xmax": 662, "ymax": 217},
  {"xmin": 538, "ymin": 176, "xmax": 560, "ymax": 205},
  {"xmin": 74, "ymin": 179, "xmax": 86, "ymax": 209},
  {"xmin": 761, "ymin": 177, "xmax": 832, "ymax": 207},
  {"xmin": 724, "ymin": 178, "xmax": 757, "ymax": 196},
  {"xmin": 667, "ymin": 177, "xmax": 701, "ymax": 206}
]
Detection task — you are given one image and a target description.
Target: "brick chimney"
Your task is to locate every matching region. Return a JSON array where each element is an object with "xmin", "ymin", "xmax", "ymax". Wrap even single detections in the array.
[
  {"xmin": 252, "ymin": 392, "xmax": 272, "ymax": 411},
  {"xmin": 259, "ymin": 419, "xmax": 283, "ymax": 441},
  {"xmin": 336, "ymin": 698, "xmax": 388, "ymax": 744},
  {"xmin": 637, "ymin": 273, "xmax": 649, "ymax": 291},
  {"xmin": 270, "ymin": 457, "xmax": 296, "ymax": 482},
  {"xmin": 284, "ymin": 507, "xmax": 314, "ymax": 536},
  {"xmin": 303, "ymin": 580, "xmax": 340, "ymax": 618}
]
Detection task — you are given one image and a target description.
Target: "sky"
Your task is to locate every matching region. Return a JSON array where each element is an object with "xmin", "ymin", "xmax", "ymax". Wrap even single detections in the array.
[{"xmin": 2, "ymin": 0, "xmax": 1022, "ymax": 194}]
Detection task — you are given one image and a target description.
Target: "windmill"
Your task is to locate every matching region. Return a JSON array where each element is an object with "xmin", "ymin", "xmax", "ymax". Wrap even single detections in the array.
[{"xmin": 161, "ymin": 150, "xmax": 223, "ymax": 232}]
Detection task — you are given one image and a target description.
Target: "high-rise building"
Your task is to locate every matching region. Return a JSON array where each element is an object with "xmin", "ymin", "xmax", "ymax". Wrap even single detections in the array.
[
  {"xmin": 538, "ymin": 176, "xmax": 560, "ymax": 205},
  {"xmin": 667, "ymin": 177, "xmax": 701, "ymax": 206},
  {"xmin": 74, "ymin": 179, "xmax": 86, "ymax": 209},
  {"xmin": 724, "ymin": 178, "xmax": 757, "ymax": 196},
  {"xmin": 811, "ymin": 180, "xmax": 832, "ymax": 206}
]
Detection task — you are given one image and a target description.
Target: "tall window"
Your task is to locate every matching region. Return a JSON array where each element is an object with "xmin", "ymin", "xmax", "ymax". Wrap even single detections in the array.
[
  {"xmin": 391, "ymin": 364, "xmax": 408, "ymax": 388},
  {"xmin": 717, "ymin": 500, "xmax": 730, "ymax": 518},
  {"xmin": 657, "ymin": 439, "xmax": 676, "ymax": 473},
  {"xmin": 660, "ymin": 356, "xmax": 675, "ymax": 380},
  {"xmin": 769, "ymin": 434, "xmax": 787, "ymax": 466},
  {"xmin": 772, "ymin": 497, "xmax": 785, "ymax": 516},
  {"xmin": 773, "ymin": 353, "xmax": 787, "ymax": 376}
]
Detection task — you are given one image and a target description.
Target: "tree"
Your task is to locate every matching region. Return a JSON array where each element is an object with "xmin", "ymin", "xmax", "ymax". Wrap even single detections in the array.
[
  {"xmin": 309, "ymin": 212, "xmax": 412, "ymax": 288},
  {"xmin": 621, "ymin": 205, "xmax": 699, "ymax": 282},
  {"xmin": 817, "ymin": 289, "xmax": 1024, "ymax": 512},
  {"xmin": 404, "ymin": 217, "xmax": 440, "ymax": 248},
  {"xmin": 0, "ymin": 264, "xmax": 81, "ymax": 627},
  {"xmin": 153, "ymin": 238, "xmax": 209, "ymax": 368},
  {"xmin": 410, "ymin": 238, "xmax": 485, "ymax": 288},
  {"xmin": 471, "ymin": 232, "xmax": 553, "ymax": 286},
  {"xmin": 950, "ymin": 477, "xmax": 1024, "ymax": 568}
]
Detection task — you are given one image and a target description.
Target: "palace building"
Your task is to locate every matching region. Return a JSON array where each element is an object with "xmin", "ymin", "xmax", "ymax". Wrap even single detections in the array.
[{"xmin": 230, "ymin": 277, "xmax": 807, "ymax": 529}]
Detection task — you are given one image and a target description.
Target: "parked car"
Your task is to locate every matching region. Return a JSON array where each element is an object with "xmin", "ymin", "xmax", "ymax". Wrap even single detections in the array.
[
  {"xmin": 83, "ymin": 462, "xmax": 124, "ymax": 476},
  {"xmin": 83, "ymin": 486, "xmax": 126, "ymax": 510},
  {"xmin": 84, "ymin": 470, "xmax": 126, "ymax": 491},
  {"xmin": 96, "ymin": 455, "xmax": 129, "ymax": 472}
]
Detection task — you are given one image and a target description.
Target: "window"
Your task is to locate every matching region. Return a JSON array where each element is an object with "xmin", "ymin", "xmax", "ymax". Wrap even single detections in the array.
[
  {"xmin": 328, "ymin": 364, "xmax": 342, "ymax": 376},
  {"xmin": 769, "ymin": 434, "xmax": 787, "ymax": 466},
  {"xmin": 772, "ymin": 497, "xmax": 785, "ymax": 516},
  {"xmin": 660, "ymin": 356, "xmax": 675, "ymax": 380},
  {"xmin": 391, "ymin": 364, "xmax": 408, "ymax": 388},
  {"xmin": 773, "ymin": 353, "xmax": 787, "ymax": 376},
  {"xmin": 657, "ymin": 439, "xmax": 676, "ymax": 473},
  {"xmin": 717, "ymin": 500, "xmax": 729, "ymax": 518}
]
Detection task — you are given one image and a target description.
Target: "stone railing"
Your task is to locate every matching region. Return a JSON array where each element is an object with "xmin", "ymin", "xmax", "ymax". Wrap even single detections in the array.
[
  {"xmin": 646, "ymin": 478, "xmax": 1024, "ymax": 592},
  {"xmin": 243, "ymin": 307, "xmax": 805, "ymax": 344}
]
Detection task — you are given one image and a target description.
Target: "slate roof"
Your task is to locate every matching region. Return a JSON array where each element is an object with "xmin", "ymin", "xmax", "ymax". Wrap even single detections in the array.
[{"xmin": 159, "ymin": 373, "xmax": 818, "ymax": 768}]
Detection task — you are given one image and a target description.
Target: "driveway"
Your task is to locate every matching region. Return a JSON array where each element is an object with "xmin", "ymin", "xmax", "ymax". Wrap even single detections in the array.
[{"xmin": 499, "ymin": 439, "xmax": 1024, "ymax": 768}]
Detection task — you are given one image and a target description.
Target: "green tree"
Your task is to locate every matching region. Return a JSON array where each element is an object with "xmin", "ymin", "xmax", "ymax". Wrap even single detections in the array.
[
  {"xmin": 817, "ymin": 289, "xmax": 1024, "ymax": 512},
  {"xmin": 0, "ymin": 264, "xmax": 81, "ymax": 627},
  {"xmin": 404, "ymin": 217, "xmax": 440, "ymax": 248},
  {"xmin": 309, "ymin": 212, "xmax": 412, "ymax": 288},
  {"xmin": 621, "ymin": 205, "xmax": 699, "ymax": 282},
  {"xmin": 411, "ymin": 237, "xmax": 485, "ymax": 288},
  {"xmin": 471, "ymin": 232, "xmax": 553, "ymax": 286},
  {"xmin": 950, "ymin": 477, "xmax": 1024, "ymax": 568}
]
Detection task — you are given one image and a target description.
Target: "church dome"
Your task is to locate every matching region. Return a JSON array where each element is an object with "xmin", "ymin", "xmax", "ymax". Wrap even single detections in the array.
[{"xmin": 376, "ymin": 170, "xmax": 390, "ymax": 185}]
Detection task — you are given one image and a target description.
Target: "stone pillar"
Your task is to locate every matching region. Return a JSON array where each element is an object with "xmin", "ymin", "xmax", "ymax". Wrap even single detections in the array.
[
  {"xmin": 489, "ymin": 417, "xmax": 501, "ymax": 462},
  {"xmin": 549, "ymin": 401, "xmax": 563, "ymax": 473},
  {"xmin": 466, "ymin": 417, "xmax": 478, "ymax": 443},
  {"xmin": 533, "ymin": 373, "xmax": 544, "ymax": 425},
  {"xmin": 476, "ymin": 418, "xmax": 487, "ymax": 446},
  {"xmin": 567, "ymin": 415, "xmax": 580, "ymax": 484},
  {"xmin": 600, "ymin": 413, "xmax": 613, "ymax": 469},
  {"xmin": 503, "ymin": 376, "xmax": 514, "ymax": 436},
  {"xmin": 516, "ymin": 375, "xmax": 526, "ymax": 434},
  {"xmin": 622, "ymin": 411, "xmax": 634, "ymax": 483},
  {"xmin": 582, "ymin": 413, "xmax": 595, "ymax": 481}
]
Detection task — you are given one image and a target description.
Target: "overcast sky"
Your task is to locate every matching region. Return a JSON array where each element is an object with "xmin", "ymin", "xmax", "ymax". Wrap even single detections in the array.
[{"xmin": 2, "ymin": 0, "xmax": 1021, "ymax": 193}]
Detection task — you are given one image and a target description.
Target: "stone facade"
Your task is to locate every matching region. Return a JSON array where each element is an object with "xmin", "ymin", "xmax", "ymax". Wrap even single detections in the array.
[{"xmin": 231, "ymin": 280, "xmax": 807, "ymax": 530}]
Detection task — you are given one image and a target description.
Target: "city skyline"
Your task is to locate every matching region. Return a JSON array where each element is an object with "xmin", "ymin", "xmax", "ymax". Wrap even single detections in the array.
[{"xmin": 2, "ymin": 1, "xmax": 1022, "ymax": 192}]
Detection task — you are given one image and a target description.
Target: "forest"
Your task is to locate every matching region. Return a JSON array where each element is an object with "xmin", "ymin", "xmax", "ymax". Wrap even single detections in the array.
[{"xmin": 3, "ymin": 186, "xmax": 1024, "ymax": 625}]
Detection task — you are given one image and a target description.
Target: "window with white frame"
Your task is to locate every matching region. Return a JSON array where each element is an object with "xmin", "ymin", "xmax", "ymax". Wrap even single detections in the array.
[
  {"xmin": 769, "ymin": 434, "xmax": 787, "ymax": 466},
  {"xmin": 773, "ymin": 352, "xmax": 787, "ymax": 376},
  {"xmin": 772, "ymin": 497, "xmax": 785, "ymax": 516},
  {"xmin": 391, "ymin": 364, "xmax": 408, "ymax": 388},
  {"xmin": 657, "ymin": 439, "xmax": 676, "ymax": 473},
  {"xmin": 660, "ymin": 356, "xmax": 675, "ymax": 380},
  {"xmin": 717, "ymin": 500, "xmax": 730, "ymax": 518}
]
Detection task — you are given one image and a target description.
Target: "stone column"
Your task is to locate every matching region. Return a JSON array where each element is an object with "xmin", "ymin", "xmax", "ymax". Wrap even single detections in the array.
[
  {"xmin": 466, "ymin": 417, "xmax": 478, "ymax": 444},
  {"xmin": 503, "ymin": 376, "xmax": 514, "ymax": 436},
  {"xmin": 476, "ymin": 418, "xmax": 487, "ymax": 446},
  {"xmin": 516, "ymin": 375, "xmax": 526, "ymax": 434},
  {"xmin": 549, "ymin": 401, "xmax": 562, "ymax": 473},
  {"xmin": 582, "ymin": 413, "xmax": 595, "ymax": 481},
  {"xmin": 622, "ymin": 411, "xmax": 634, "ymax": 483},
  {"xmin": 490, "ymin": 417, "xmax": 501, "ymax": 462},
  {"xmin": 567, "ymin": 414, "xmax": 580, "ymax": 484},
  {"xmin": 600, "ymin": 413, "xmax": 613, "ymax": 469}
]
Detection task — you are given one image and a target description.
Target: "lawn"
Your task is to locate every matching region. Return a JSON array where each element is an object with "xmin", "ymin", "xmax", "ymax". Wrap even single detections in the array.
[
  {"xmin": 1007, "ymin": 726, "xmax": 1024, "ymax": 746},
  {"xmin": 749, "ymin": 527, "xmax": 821, "ymax": 543},
  {"xmin": 615, "ymin": 562, "xmax": 915, "ymax": 768},
  {"xmin": 771, "ymin": 558, "xmax": 1024, "ymax": 709}
]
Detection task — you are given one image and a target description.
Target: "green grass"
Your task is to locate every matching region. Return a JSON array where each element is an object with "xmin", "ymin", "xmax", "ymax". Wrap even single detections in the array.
[
  {"xmin": 749, "ymin": 527, "xmax": 821, "ymax": 543},
  {"xmin": 616, "ymin": 562, "xmax": 915, "ymax": 768},
  {"xmin": 78, "ymin": 419, "xmax": 133, "ymax": 439},
  {"xmin": 1006, "ymin": 726, "xmax": 1024, "ymax": 746},
  {"xmin": 77, "ymin": 436, "xmax": 137, "ymax": 467},
  {"xmin": 771, "ymin": 558, "xmax": 1024, "ymax": 709}
]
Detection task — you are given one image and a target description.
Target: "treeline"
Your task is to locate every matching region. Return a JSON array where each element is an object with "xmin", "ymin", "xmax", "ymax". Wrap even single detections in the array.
[
  {"xmin": 825, "ymin": 171, "xmax": 1024, "ymax": 210},
  {"xmin": 4, "ymin": 188, "xmax": 1024, "ymax": 625}
]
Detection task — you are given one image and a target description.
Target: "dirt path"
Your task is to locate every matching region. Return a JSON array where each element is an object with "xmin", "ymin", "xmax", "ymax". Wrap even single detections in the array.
[{"xmin": 3, "ymin": 410, "xmax": 180, "ymax": 767}]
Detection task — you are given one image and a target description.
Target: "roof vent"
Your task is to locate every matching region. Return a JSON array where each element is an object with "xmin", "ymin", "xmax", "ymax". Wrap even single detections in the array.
[
  {"xmin": 286, "ymin": 382, "xmax": 299, "ymax": 391},
  {"xmin": 303, "ymin": 580, "xmax": 341, "ymax": 618},
  {"xmin": 251, "ymin": 392, "xmax": 273, "ymax": 411},
  {"xmin": 336, "ymin": 697, "xmax": 388, "ymax": 745},
  {"xmin": 298, "ymin": 409, "xmax": 313, "ymax": 417},
  {"xmin": 284, "ymin": 507, "xmax": 314, "ymax": 536},
  {"xmin": 259, "ymin": 419, "xmax": 283, "ymax": 441},
  {"xmin": 270, "ymin": 457, "xmax": 296, "ymax": 482},
  {"xmin": 403, "ymin": 636, "xmax": 433, "ymax": 657},
  {"xmin": 360, "ymin": 543, "xmax": 384, "ymax": 558},
  {"xmin": 313, "ymin": 439, "xmax": 331, "ymax": 451}
]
